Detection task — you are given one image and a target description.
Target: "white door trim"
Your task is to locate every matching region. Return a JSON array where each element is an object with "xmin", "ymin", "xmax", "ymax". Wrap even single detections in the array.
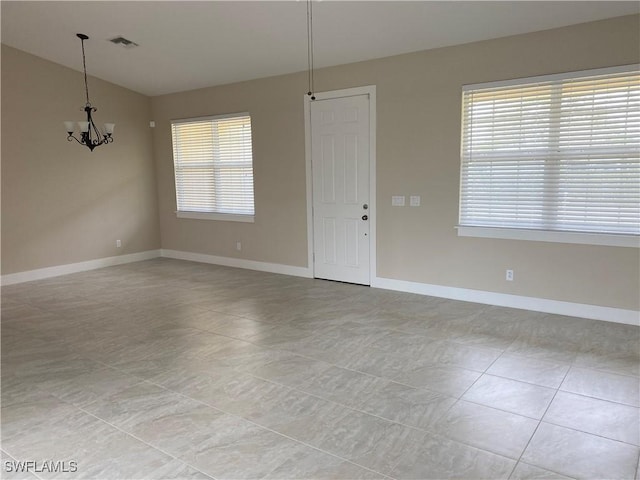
[{"xmin": 304, "ymin": 85, "xmax": 377, "ymax": 282}]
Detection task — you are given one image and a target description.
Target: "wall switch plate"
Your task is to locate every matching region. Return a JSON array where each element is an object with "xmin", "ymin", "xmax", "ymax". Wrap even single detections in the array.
[
  {"xmin": 410, "ymin": 195, "xmax": 421, "ymax": 207},
  {"xmin": 149, "ymin": 121, "xmax": 156, "ymax": 128},
  {"xmin": 392, "ymin": 196, "xmax": 405, "ymax": 206}
]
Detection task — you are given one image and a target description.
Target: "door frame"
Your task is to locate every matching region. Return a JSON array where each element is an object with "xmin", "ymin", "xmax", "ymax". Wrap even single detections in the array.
[{"xmin": 304, "ymin": 85, "xmax": 377, "ymax": 283}]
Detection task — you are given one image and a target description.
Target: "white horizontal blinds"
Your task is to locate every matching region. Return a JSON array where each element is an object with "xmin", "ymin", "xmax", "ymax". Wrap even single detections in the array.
[
  {"xmin": 171, "ymin": 114, "xmax": 254, "ymax": 216},
  {"xmin": 460, "ymin": 67, "xmax": 640, "ymax": 235}
]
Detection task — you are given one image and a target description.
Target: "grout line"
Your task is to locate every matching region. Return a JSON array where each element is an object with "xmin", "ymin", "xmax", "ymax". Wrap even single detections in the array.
[
  {"xmin": 154, "ymin": 317, "xmax": 492, "ymax": 390},
  {"xmin": 135, "ymin": 376, "xmax": 396, "ymax": 480},
  {"xmin": 539, "ymin": 417, "xmax": 640, "ymax": 448},
  {"xmin": 508, "ymin": 362, "xmax": 574, "ymax": 479},
  {"xmin": 508, "ymin": 460, "xmax": 579, "ymax": 480},
  {"xmin": 69, "ymin": 403, "xmax": 217, "ymax": 480},
  {"xmin": 559, "ymin": 365, "xmax": 640, "ymax": 408},
  {"xmin": 453, "ymin": 396, "xmax": 548, "ymax": 422},
  {"xmin": 1, "ymin": 375, "xmax": 215, "ymax": 479},
  {"xmin": 108, "ymin": 349, "xmax": 522, "ymax": 477},
  {"xmin": 61, "ymin": 340, "xmax": 395, "ymax": 477}
]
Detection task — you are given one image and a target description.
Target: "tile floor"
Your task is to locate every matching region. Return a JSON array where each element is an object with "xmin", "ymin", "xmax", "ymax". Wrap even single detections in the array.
[{"xmin": 1, "ymin": 258, "xmax": 639, "ymax": 480}]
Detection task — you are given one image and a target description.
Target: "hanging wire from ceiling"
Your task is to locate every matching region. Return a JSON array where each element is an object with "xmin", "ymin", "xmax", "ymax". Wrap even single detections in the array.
[
  {"xmin": 306, "ymin": 0, "xmax": 316, "ymax": 100},
  {"xmin": 79, "ymin": 34, "xmax": 91, "ymax": 105}
]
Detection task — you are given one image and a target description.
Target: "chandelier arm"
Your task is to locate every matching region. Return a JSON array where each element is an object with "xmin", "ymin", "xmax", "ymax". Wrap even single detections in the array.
[
  {"xmin": 83, "ymin": 104, "xmax": 102, "ymax": 147},
  {"xmin": 67, "ymin": 135, "xmax": 84, "ymax": 145},
  {"xmin": 90, "ymin": 119, "xmax": 103, "ymax": 145}
]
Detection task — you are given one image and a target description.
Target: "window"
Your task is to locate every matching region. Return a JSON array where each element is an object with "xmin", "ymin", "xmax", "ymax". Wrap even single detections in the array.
[
  {"xmin": 171, "ymin": 113, "xmax": 255, "ymax": 222},
  {"xmin": 459, "ymin": 65, "xmax": 640, "ymax": 247}
]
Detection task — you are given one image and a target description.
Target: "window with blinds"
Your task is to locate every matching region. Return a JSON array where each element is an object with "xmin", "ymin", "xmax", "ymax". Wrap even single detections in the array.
[
  {"xmin": 459, "ymin": 65, "xmax": 639, "ymax": 244},
  {"xmin": 171, "ymin": 113, "xmax": 255, "ymax": 220}
]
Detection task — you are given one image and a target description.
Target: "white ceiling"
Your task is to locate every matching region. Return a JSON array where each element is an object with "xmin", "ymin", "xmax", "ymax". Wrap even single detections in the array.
[{"xmin": 2, "ymin": 1, "xmax": 638, "ymax": 96}]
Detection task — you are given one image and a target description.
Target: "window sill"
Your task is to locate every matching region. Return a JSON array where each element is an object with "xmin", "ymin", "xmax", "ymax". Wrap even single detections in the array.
[
  {"xmin": 176, "ymin": 211, "xmax": 255, "ymax": 223},
  {"xmin": 456, "ymin": 226, "xmax": 639, "ymax": 248}
]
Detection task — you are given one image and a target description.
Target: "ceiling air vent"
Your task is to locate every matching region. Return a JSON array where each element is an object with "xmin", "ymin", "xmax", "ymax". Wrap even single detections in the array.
[{"xmin": 109, "ymin": 36, "xmax": 139, "ymax": 49}]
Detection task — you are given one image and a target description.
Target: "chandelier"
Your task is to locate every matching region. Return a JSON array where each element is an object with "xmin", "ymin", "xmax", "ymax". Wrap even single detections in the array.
[{"xmin": 64, "ymin": 34, "xmax": 114, "ymax": 152}]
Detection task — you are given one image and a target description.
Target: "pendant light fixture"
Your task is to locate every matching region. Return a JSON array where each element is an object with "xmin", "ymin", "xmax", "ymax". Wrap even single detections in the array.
[
  {"xmin": 306, "ymin": 0, "xmax": 316, "ymax": 100},
  {"xmin": 64, "ymin": 33, "xmax": 114, "ymax": 152}
]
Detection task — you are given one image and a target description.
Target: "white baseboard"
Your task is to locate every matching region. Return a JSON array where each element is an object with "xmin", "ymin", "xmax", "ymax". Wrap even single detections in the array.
[
  {"xmin": 372, "ymin": 276, "xmax": 639, "ymax": 326},
  {"xmin": 1, "ymin": 250, "xmax": 161, "ymax": 286},
  {"xmin": 160, "ymin": 249, "xmax": 313, "ymax": 279},
  {"xmin": 160, "ymin": 250, "xmax": 637, "ymax": 325}
]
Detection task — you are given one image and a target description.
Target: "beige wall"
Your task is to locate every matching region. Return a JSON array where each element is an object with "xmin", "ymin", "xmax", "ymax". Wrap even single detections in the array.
[
  {"xmin": 152, "ymin": 15, "xmax": 639, "ymax": 311},
  {"xmin": 152, "ymin": 73, "xmax": 309, "ymax": 267},
  {"xmin": 3, "ymin": 15, "xmax": 637, "ymax": 312},
  {"xmin": 1, "ymin": 45, "xmax": 160, "ymax": 274}
]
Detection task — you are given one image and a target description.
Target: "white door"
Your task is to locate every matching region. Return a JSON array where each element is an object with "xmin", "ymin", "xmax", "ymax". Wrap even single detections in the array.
[{"xmin": 311, "ymin": 94, "xmax": 370, "ymax": 285}]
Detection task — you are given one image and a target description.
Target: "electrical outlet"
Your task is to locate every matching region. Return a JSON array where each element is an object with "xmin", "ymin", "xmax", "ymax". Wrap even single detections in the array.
[
  {"xmin": 236, "ymin": 241, "xmax": 242, "ymax": 251},
  {"xmin": 116, "ymin": 239, "xmax": 122, "ymax": 248},
  {"xmin": 506, "ymin": 269, "xmax": 514, "ymax": 281}
]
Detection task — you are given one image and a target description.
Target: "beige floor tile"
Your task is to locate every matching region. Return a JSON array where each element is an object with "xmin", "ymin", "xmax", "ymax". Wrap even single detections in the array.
[
  {"xmin": 561, "ymin": 367, "xmax": 640, "ymax": 407},
  {"xmin": 263, "ymin": 445, "xmax": 386, "ymax": 479},
  {"xmin": 357, "ymin": 381, "xmax": 457, "ymax": 430},
  {"xmin": 434, "ymin": 400, "xmax": 538, "ymax": 459},
  {"xmin": 394, "ymin": 363, "xmax": 482, "ymax": 397},
  {"xmin": 177, "ymin": 414, "xmax": 308, "ymax": 479},
  {"xmin": 544, "ymin": 391, "xmax": 640, "ymax": 445},
  {"xmin": 487, "ymin": 354, "xmax": 570, "ymax": 389},
  {"xmin": 2, "ymin": 258, "xmax": 638, "ymax": 480},
  {"xmin": 509, "ymin": 462, "xmax": 574, "ymax": 479},
  {"xmin": 522, "ymin": 423, "xmax": 639, "ymax": 480},
  {"xmin": 298, "ymin": 365, "xmax": 389, "ymax": 408},
  {"xmin": 462, "ymin": 374, "xmax": 556, "ymax": 419},
  {"xmin": 390, "ymin": 432, "xmax": 516, "ymax": 479}
]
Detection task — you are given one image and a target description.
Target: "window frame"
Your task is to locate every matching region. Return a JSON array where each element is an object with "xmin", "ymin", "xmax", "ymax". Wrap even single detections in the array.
[
  {"xmin": 171, "ymin": 112, "xmax": 255, "ymax": 223},
  {"xmin": 458, "ymin": 64, "xmax": 640, "ymax": 248}
]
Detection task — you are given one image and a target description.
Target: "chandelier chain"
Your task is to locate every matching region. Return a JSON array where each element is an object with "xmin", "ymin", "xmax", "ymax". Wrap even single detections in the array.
[{"xmin": 80, "ymin": 36, "xmax": 90, "ymax": 105}]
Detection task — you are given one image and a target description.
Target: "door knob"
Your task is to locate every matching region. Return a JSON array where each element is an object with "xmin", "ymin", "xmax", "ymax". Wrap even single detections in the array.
[
  {"xmin": 362, "ymin": 215, "xmax": 368, "ymax": 221},
  {"xmin": 363, "ymin": 204, "xmax": 368, "ymax": 210}
]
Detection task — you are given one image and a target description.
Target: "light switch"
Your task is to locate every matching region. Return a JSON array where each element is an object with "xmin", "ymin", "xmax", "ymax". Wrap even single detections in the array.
[
  {"xmin": 410, "ymin": 195, "xmax": 421, "ymax": 207},
  {"xmin": 392, "ymin": 196, "xmax": 405, "ymax": 206}
]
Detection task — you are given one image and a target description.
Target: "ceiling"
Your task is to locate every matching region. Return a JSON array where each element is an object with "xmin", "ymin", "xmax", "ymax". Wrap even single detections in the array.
[{"xmin": 2, "ymin": 1, "xmax": 638, "ymax": 97}]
